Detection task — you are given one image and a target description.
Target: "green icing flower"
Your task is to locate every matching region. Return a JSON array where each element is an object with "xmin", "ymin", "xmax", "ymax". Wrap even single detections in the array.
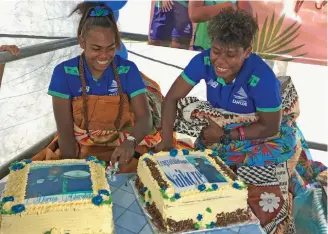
[
  {"xmin": 169, "ymin": 197, "xmax": 176, "ymax": 202},
  {"xmin": 206, "ymin": 207, "xmax": 212, "ymax": 213},
  {"xmin": 160, "ymin": 189, "xmax": 169, "ymax": 199}
]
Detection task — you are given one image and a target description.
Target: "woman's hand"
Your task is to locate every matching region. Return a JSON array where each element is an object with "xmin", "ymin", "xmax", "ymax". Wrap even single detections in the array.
[
  {"xmin": 0, "ymin": 45, "xmax": 20, "ymax": 56},
  {"xmin": 111, "ymin": 140, "xmax": 136, "ymax": 166},
  {"xmin": 161, "ymin": 0, "xmax": 174, "ymax": 12},
  {"xmin": 0, "ymin": 45, "xmax": 20, "ymax": 88},
  {"xmin": 201, "ymin": 118, "xmax": 224, "ymax": 145}
]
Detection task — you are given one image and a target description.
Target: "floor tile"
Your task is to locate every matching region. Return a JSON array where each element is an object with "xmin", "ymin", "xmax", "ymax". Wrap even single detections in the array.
[
  {"xmin": 110, "ymin": 186, "xmax": 118, "ymax": 193},
  {"xmin": 113, "ymin": 204, "xmax": 126, "ymax": 221},
  {"xmin": 206, "ymin": 229, "xmax": 237, "ymax": 234},
  {"xmin": 108, "ymin": 174, "xmax": 132, "ymax": 188},
  {"xmin": 139, "ymin": 224, "xmax": 152, "ymax": 234},
  {"xmin": 239, "ymin": 224, "xmax": 265, "ymax": 234},
  {"xmin": 0, "ymin": 183, "xmax": 6, "ymax": 192},
  {"xmin": 116, "ymin": 209, "xmax": 147, "ymax": 233},
  {"xmin": 115, "ymin": 225, "xmax": 135, "ymax": 234},
  {"xmin": 120, "ymin": 181, "xmax": 133, "ymax": 193},
  {"xmin": 112, "ymin": 188, "xmax": 136, "ymax": 208},
  {"xmin": 229, "ymin": 227, "xmax": 240, "ymax": 233},
  {"xmin": 128, "ymin": 200, "xmax": 143, "ymax": 215},
  {"xmin": 125, "ymin": 173, "xmax": 136, "ymax": 179}
]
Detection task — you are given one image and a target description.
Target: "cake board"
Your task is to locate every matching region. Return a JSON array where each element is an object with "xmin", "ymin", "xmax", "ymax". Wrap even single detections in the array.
[{"xmin": 129, "ymin": 176, "xmax": 263, "ymax": 234}]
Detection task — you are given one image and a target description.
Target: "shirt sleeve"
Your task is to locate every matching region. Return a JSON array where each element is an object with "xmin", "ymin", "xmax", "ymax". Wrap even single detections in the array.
[
  {"xmin": 48, "ymin": 64, "xmax": 71, "ymax": 99},
  {"xmin": 125, "ymin": 62, "xmax": 147, "ymax": 98},
  {"xmin": 250, "ymin": 69, "xmax": 282, "ymax": 112},
  {"xmin": 180, "ymin": 53, "xmax": 206, "ymax": 86}
]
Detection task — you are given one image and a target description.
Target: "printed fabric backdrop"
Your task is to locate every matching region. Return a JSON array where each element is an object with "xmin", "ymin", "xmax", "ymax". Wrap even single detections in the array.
[{"xmin": 148, "ymin": 0, "xmax": 327, "ymax": 66}]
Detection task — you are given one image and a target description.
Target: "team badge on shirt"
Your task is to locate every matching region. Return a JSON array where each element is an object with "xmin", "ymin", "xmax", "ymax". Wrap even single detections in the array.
[
  {"xmin": 108, "ymin": 80, "xmax": 118, "ymax": 96},
  {"xmin": 232, "ymin": 87, "xmax": 248, "ymax": 106}
]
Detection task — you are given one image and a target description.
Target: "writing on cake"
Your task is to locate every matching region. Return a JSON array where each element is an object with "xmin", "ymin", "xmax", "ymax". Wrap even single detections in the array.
[
  {"xmin": 25, "ymin": 163, "xmax": 93, "ymax": 204},
  {"xmin": 157, "ymin": 156, "xmax": 228, "ymax": 193}
]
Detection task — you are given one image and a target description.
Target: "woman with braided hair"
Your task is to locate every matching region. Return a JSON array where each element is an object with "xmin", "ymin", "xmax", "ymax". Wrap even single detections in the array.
[
  {"xmin": 158, "ymin": 8, "xmax": 327, "ymax": 234},
  {"xmin": 33, "ymin": 2, "xmax": 163, "ymax": 173}
]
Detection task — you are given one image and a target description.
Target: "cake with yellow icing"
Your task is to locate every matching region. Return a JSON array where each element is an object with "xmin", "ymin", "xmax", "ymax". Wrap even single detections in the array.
[
  {"xmin": 0, "ymin": 156, "xmax": 113, "ymax": 234},
  {"xmin": 136, "ymin": 149, "xmax": 250, "ymax": 232}
]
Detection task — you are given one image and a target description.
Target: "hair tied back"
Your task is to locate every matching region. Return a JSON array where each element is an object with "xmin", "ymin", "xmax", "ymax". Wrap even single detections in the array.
[{"xmin": 89, "ymin": 6, "xmax": 110, "ymax": 17}]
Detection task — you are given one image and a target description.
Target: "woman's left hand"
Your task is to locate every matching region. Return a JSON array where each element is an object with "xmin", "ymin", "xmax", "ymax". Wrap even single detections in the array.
[
  {"xmin": 201, "ymin": 118, "xmax": 224, "ymax": 145},
  {"xmin": 0, "ymin": 45, "xmax": 20, "ymax": 56},
  {"xmin": 111, "ymin": 140, "xmax": 135, "ymax": 166}
]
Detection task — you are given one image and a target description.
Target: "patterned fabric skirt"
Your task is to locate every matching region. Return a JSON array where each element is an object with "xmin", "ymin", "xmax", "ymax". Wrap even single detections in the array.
[{"xmin": 173, "ymin": 76, "xmax": 327, "ymax": 234}]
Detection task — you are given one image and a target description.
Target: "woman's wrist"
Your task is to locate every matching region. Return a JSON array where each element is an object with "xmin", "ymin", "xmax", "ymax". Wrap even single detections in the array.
[
  {"xmin": 161, "ymin": 130, "xmax": 173, "ymax": 142},
  {"xmin": 231, "ymin": 128, "xmax": 241, "ymax": 141},
  {"xmin": 126, "ymin": 135, "xmax": 137, "ymax": 149},
  {"xmin": 161, "ymin": 135, "xmax": 174, "ymax": 149},
  {"xmin": 122, "ymin": 138, "xmax": 136, "ymax": 151},
  {"xmin": 163, "ymin": 139, "xmax": 174, "ymax": 148}
]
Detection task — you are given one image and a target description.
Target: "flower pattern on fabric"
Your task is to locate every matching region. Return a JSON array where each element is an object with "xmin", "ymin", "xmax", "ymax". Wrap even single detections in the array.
[
  {"xmin": 172, "ymin": 76, "xmax": 328, "ymax": 232},
  {"xmin": 293, "ymin": 187, "xmax": 327, "ymax": 234},
  {"xmin": 195, "ymin": 118, "xmax": 297, "ymax": 167},
  {"xmin": 188, "ymin": 98, "xmax": 327, "ymax": 232},
  {"xmin": 259, "ymin": 192, "xmax": 281, "ymax": 213}
]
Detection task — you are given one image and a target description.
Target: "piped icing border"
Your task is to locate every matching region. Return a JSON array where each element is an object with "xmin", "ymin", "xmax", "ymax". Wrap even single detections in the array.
[
  {"xmin": 139, "ymin": 149, "xmax": 247, "ymax": 202},
  {"xmin": 136, "ymin": 175, "xmax": 250, "ymax": 232},
  {"xmin": 1, "ymin": 157, "xmax": 111, "ymax": 216}
]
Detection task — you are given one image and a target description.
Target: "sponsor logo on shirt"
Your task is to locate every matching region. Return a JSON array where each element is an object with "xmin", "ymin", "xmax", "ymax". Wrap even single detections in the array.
[
  {"xmin": 78, "ymin": 86, "xmax": 90, "ymax": 93},
  {"xmin": 184, "ymin": 24, "xmax": 191, "ymax": 34},
  {"xmin": 232, "ymin": 87, "xmax": 247, "ymax": 106},
  {"xmin": 108, "ymin": 80, "xmax": 118, "ymax": 96},
  {"xmin": 207, "ymin": 79, "xmax": 219, "ymax": 88}
]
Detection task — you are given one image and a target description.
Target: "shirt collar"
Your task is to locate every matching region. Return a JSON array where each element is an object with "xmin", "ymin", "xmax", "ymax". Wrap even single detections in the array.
[{"xmin": 82, "ymin": 56, "xmax": 113, "ymax": 81}]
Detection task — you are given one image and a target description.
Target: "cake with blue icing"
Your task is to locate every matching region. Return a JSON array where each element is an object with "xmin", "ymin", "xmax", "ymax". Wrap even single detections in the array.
[
  {"xmin": 136, "ymin": 149, "xmax": 250, "ymax": 232},
  {"xmin": 0, "ymin": 157, "xmax": 113, "ymax": 234}
]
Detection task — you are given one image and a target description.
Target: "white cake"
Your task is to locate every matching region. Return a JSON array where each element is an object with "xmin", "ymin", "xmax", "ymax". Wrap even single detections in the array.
[
  {"xmin": 0, "ymin": 157, "xmax": 113, "ymax": 234},
  {"xmin": 136, "ymin": 149, "xmax": 249, "ymax": 232}
]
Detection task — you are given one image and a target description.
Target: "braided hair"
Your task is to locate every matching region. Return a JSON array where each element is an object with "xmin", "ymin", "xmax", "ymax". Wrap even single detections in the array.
[{"xmin": 70, "ymin": 2, "xmax": 125, "ymax": 134}]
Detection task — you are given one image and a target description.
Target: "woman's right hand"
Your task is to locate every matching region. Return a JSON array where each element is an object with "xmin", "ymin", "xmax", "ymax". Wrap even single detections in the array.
[
  {"xmin": 161, "ymin": 0, "xmax": 174, "ymax": 12},
  {"xmin": 111, "ymin": 140, "xmax": 136, "ymax": 166}
]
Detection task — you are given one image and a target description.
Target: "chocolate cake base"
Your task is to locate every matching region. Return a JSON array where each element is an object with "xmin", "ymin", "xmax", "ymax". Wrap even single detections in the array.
[{"xmin": 135, "ymin": 176, "xmax": 251, "ymax": 233}]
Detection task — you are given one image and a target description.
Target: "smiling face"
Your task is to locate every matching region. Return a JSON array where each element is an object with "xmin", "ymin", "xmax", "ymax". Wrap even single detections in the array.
[
  {"xmin": 79, "ymin": 26, "xmax": 116, "ymax": 78},
  {"xmin": 210, "ymin": 41, "xmax": 252, "ymax": 83}
]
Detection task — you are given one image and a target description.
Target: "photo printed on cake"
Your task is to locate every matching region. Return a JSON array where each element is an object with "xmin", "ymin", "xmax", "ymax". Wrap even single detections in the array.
[
  {"xmin": 24, "ymin": 163, "xmax": 93, "ymax": 205},
  {"xmin": 157, "ymin": 156, "xmax": 228, "ymax": 193}
]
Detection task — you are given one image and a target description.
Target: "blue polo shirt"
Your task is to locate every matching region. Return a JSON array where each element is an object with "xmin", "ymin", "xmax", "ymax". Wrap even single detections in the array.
[
  {"xmin": 48, "ymin": 55, "xmax": 147, "ymax": 99},
  {"xmin": 181, "ymin": 49, "xmax": 282, "ymax": 114}
]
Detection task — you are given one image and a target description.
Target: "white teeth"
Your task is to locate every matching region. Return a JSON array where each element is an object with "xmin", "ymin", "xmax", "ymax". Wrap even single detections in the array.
[
  {"xmin": 97, "ymin": 60, "xmax": 108, "ymax": 65},
  {"xmin": 216, "ymin": 67, "xmax": 228, "ymax": 72}
]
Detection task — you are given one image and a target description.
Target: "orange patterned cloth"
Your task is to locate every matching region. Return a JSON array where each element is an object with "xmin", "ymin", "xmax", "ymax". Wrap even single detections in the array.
[{"xmin": 32, "ymin": 72, "xmax": 165, "ymax": 173}]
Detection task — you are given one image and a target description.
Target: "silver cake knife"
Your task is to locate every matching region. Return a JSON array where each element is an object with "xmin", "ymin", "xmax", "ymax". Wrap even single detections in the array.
[{"xmin": 106, "ymin": 161, "xmax": 119, "ymax": 181}]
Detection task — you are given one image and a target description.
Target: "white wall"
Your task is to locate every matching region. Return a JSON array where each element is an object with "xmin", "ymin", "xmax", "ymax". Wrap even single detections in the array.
[
  {"xmin": 0, "ymin": 1, "xmax": 80, "ymax": 38},
  {"xmin": 118, "ymin": 0, "xmax": 152, "ymax": 35}
]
